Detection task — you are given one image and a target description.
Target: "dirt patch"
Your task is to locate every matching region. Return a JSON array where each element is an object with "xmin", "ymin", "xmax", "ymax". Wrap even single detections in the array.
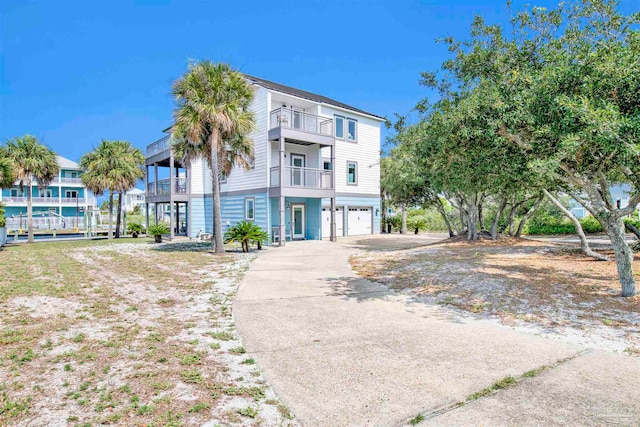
[
  {"xmin": 351, "ymin": 238, "xmax": 640, "ymax": 355},
  {"xmin": 0, "ymin": 239, "xmax": 298, "ymax": 426}
]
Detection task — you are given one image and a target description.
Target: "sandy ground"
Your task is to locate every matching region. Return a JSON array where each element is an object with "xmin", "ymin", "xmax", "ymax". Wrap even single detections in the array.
[
  {"xmin": 350, "ymin": 235, "xmax": 640, "ymax": 356},
  {"xmin": 0, "ymin": 239, "xmax": 298, "ymax": 426}
]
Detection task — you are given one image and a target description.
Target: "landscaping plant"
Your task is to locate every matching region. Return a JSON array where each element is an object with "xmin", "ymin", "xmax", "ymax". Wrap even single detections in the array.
[
  {"xmin": 223, "ymin": 221, "xmax": 268, "ymax": 252},
  {"xmin": 148, "ymin": 223, "xmax": 169, "ymax": 243},
  {"xmin": 127, "ymin": 222, "xmax": 145, "ymax": 238}
]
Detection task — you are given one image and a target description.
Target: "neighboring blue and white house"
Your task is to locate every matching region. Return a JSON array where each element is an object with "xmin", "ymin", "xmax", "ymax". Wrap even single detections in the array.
[
  {"xmin": 144, "ymin": 75, "xmax": 384, "ymax": 241},
  {"xmin": 569, "ymin": 184, "xmax": 640, "ymax": 219},
  {"xmin": 0, "ymin": 155, "xmax": 98, "ymax": 230},
  {"xmin": 122, "ymin": 188, "xmax": 146, "ymax": 213}
]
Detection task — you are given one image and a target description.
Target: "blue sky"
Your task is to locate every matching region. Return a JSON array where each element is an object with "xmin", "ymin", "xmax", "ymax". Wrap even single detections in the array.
[{"xmin": 1, "ymin": 0, "xmax": 638, "ymax": 163}]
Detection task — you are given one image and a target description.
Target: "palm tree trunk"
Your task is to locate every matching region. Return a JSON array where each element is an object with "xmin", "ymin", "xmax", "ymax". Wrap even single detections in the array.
[
  {"xmin": 108, "ymin": 192, "xmax": 114, "ymax": 240},
  {"xmin": 27, "ymin": 180, "xmax": 34, "ymax": 243},
  {"xmin": 115, "ymin": 191, "xmax": 123, "ymax": 238},
  {"xmin": 210, "ymin": 132, "xmax": 225, "ymax": 253}
]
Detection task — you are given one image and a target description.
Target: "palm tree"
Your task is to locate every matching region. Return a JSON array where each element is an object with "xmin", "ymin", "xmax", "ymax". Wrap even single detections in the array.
[
  {"xmin": 0, "ymin": 156, "xmax": 15, "ymax": 188},
  {"xmin": 171, "ymin": 61, "xmax": 255, "ymax": 253},
  {"xmin": 80, "ymin": 140, "xmax": 144, "ymax": 239},
  {"xmin": 2, "ymin": 135, "xmax": 59, "ymax": 243}
]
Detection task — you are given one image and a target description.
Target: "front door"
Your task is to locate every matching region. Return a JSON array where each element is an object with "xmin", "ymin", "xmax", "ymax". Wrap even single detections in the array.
[
  {"xmin": 292, "ymin": 204, "xmax": 305, "ymax": 239},
  {"xmin": 291, "ymin": 154, "xmax": 305, "ymax": 186}
]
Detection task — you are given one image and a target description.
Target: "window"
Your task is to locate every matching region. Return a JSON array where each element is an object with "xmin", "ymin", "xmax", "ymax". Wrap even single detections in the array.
[
  {"xmin": 245, "ymin": 197, "xmax": 255, "ymax": 221},
  {"xmin": 220, "ymin": 171, "xmax": 227, "ymax": 184},
  {"xmin": 10, "ymin": 189, "xmax": 18, "ymax": 197},
  {"xmin": 323, "ymin": 160, "xmax": 332, "ymax": 171},
  {"xmin": 42, "ymin": 189, "xmax": 53, "ymax": 198},
  {"xmin": 65, "ymin": 190, "xmax": 78, "ymax": 199},
  {"xmin": 347, "ymin": 161, "xmax": 358, "ymax": 185},
  {"xmin": 335, "ymin": 115, "xmax": 344, "ymax": 139},
  {"xmin": 347, "ymin": 119, "xmax": 357, "ymax": 142},
  {"xmin": 70, "ymin": 171, "xmax": 78, "ymax": 178}
]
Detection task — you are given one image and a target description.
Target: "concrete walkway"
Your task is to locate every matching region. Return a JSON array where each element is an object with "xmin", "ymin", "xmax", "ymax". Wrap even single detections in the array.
[{"xmin": 234, "ymin": 236, "xmax": 640, "ymax": 426}]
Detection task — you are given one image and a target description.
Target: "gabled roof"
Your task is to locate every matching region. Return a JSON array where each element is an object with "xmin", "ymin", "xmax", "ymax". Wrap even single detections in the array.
[
  {"xmin": 244, "ymin": 74, "xmax": 386, "ymax": 121},
  {"xmin": 126, "ymin": 188, "xmax": 145, "ymax": 195},
  {"xmin": 57, "ymin": 155, "xmax": 79, "ymax": 170}
]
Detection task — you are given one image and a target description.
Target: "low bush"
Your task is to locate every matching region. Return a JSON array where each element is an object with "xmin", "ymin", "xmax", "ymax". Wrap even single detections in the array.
[
  {"xmin": 0, "ymin": 203, "xmax": 5, "ymax": 228},
  {"xmin": 148, "ymin": 223, "xmax": 170, "ymax": 243},
  {"xmin": 127, "ymin": 222, "xmax": 145, "ymax": 237},
  {"xmin": 224, "ymin": 221, "xmax": 269, "ymax": 252},
  {"xmin": 525, "ymin": 214, "xmax": 604, "ymax": 235}
]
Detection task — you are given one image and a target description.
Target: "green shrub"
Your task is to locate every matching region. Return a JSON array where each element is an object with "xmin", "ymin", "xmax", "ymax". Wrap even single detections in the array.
[
  {"xmin": 0, "ymin": 203, "xmax": 5, "ymax": 228},
  {"xmin": 224, "ymin": 221, "xmax": 269, "ymax": 252},
  {"xmin": 624, "ymin": 217, "xmax": 640, "ymax": 229},
  {"xmin": 407, "ymin": 215, "xmax": 428, "ymax": 234},
  {"xmin": 127, "ymin": 222, "xmax": 145, "ymax": 237},
  {"xmin": 579, "ymin": 216, "xmax": 603, "ymax": 233},
  {"xmin": 148, "ymin": 223, "xmax": 169, "ymax": 236},
  {"xmin": 525, "ymin": 213, "xmax": 575, "ymax": 235}
]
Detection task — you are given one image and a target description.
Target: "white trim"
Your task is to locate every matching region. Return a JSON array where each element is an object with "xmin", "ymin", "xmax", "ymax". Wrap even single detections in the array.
[
  {"xmin": 291, "ymin": 203, "xmax": 305, "ymax": 239},
  {"xmin": 244, "ymin": 197, "xmax": 255, "ymax": 221},
  {"xmin": 346, "ymin": 161, "xmax": 358, "ymax": 186}
]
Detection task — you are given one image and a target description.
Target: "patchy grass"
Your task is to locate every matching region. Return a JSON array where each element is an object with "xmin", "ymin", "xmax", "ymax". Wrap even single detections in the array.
[
  {"xmin": 0, "ymin": 239, "xmax": 298, "ymax": 426},
  {"xmin": 351, "ymin": 238, "xmax": 640, "ymax": 354}
]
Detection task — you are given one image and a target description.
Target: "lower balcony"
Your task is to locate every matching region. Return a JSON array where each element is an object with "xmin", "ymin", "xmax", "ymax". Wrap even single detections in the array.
[
  {"xmin": 2, "ymin": 197, "xmax": 86, "ymax": 204},
  {"xmin": 269, "ymin": 166, "xmax": 334, "ymax": 198}
]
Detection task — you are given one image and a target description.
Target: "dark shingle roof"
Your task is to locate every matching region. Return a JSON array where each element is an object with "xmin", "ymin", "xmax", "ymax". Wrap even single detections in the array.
[{"xmin": 244, "ymin": 74, "xmax": 385, "ymax": 121}]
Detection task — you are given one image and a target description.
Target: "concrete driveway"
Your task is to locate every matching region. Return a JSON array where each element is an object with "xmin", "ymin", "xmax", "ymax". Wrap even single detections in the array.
[{"xmin": 233, "ymin": 235, "xmax": 640, "ymax": 426}]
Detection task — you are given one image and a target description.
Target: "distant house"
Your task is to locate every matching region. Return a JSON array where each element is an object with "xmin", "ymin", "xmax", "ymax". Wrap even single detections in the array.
[
  {"xmin": 144, "ymin": 74, "xmax": 384, "ymax": 240},
  {"xmin": 122, "ymin": 188, "xmax": 145, "ymax": 213},
  {"xmin": 0, "ymin": 155, "xmax": 97, "ymax": 230},
  {"xmin": 570, "ymin": 184, "xmax": 639, "ymax": 219}
]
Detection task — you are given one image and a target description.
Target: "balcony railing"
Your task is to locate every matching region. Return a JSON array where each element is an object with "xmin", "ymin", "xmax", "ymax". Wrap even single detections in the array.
[
  {"xmin": 270, "ymin": 166, "xmax": 332, "ymax": 189},
  {"xmin": 3, "ymin": 197, "xmax": 86, "ymax": 204},
  {"xmin": 53, "ymin": 177, "xmax": 83, "ymax": 184},
  {"xmin": 147, "ymin": 177, "xmax": 188, "ymax": 196},
  {"xmin": 146, "ymin": 135, "xmax": 171, "ymax": 157},
  {"xmin": 269, "ymin": 108, "xmax": 333, "ymax": 137}
]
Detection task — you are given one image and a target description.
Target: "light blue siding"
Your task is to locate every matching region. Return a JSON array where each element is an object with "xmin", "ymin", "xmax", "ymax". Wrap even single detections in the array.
[
  {"xmin": 269, "ymin": 197, "xmax": 322, "ymax": 240},
  {"xmin": 190, "ymin": 197, "xmax": 207, "ymax": 238},
  {"xmin": 219, "ymin": 192, "xmax": 269, "ymax": 234}
]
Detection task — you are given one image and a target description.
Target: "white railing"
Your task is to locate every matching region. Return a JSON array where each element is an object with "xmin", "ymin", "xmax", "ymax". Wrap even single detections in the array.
[
  {"xmin": 53, "ymin": 177, "xmax": 83, "ymax": 184},
  {"xmin": 2, "ymin": 197, "xmax": 86, "ymax": 204},
  {"xmin": 146, "ymin": 135, "xmax": 171, "ymax": 157},
  {"xmin": 6, "ymin": 217, "xmax": 88, "ymax": 231},
  {"xmin": 269, "ymin": 107, "xmax": 333, "ymax": 137},
  {"xmin": 147, "ymin": 177, "xmax": 188, "ymax": 195},
  {"xmin": 270, "ymin": 166, "xmax": 332, "ymax": 189}
]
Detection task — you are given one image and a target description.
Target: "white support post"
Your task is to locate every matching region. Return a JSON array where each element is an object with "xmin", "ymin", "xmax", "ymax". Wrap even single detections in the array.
[
  {"xmin": 169, "ymin": 155, "xmax": 175, "ymax": 240},
  {"xmin": 279, "ymin": 136, "xmax": 286, "ymax": 246},
  {"xmin": 330, "ymin": 144, "xmax": 336, "ymax": 242}
]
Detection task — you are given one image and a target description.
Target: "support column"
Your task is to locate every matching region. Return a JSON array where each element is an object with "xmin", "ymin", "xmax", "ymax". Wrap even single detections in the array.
[
  {"xmin": 154, "ymin": 163, "xmax": 158, "ymax": 197},
  {"xmin": 145, "ymin": 202, "xmax": 149, "ymax": 233},
  {"xmin": 279, "ymin": 136, "xmax": 286, "ymax": 246},
  {"xmin": 330, "ymin": 144, "xmax": 337, "ymax": 242},
  {"xmin": 176, "ymin": 203, "xmax": 180, "ymax": 235},
  {"xmin": 169, "ymin": 155, "xmax": 175, "ymax": 240}
]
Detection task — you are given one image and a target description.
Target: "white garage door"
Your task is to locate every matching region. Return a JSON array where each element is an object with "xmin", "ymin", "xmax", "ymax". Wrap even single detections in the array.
[
  {"xmin": 348, "ymin": 207, "xmax": 372, "ymax": 236},
  {"xmin": 322, "ymin": 207, "xmax": 343, "ymax": 238}
]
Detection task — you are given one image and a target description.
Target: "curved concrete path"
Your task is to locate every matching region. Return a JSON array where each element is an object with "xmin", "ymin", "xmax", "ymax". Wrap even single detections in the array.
[{"xmin": 234, "ymin": 236, "xmax": 640, "ymax": 426}]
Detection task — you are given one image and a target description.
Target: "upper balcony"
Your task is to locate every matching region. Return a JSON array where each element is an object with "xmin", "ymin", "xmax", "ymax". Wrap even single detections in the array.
[
  {"xmin": 268, "ymin": 108, "xmax": 334, "ymax": 147},
  {"xmin": 53, "ymin": 177, "xmax": 84, "ymax": 185},
  {"xmin": 146, "ymin": 135, "xmax": 171, "ymax": 163},
  {"xmin": 147, "ymin": 177, "xmax": 188, "ymax": 196}
]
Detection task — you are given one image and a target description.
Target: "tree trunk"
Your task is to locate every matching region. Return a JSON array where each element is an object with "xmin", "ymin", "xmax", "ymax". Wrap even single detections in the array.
[
  {"xmin": 400, "ymin": 205, "xmax": 408, "ymax": 235},
  {"xmin": 115, "ymin": 191, "xmax": 123, "ymax": 238},
  {"xmin": 603, "ymin": 216, "xmax": 636, "ymax": 297},
  {"xmin": 27, "ymin": 179, "xmax": 34, "ymax": 243},
  {"xmin": 435, "ymin": 199, "xmax": 455, "ymax": 237},
  {"xmin": 515, "ymin": 196, "xmax": 543, "ymax": 238},
  {"xmin": 466, "ymin": 195, "xmax": 479, "ymax": 241},
  {"xmin": 108, "ymin": 192, "xmax": 114, "ymax": 240},
  {"xmin": 624, "ymin": 221, "xmax": 640, "ymax": 240},
  {"xmin": 381, "ymin": 196, "xmax": 387, "ymax": 234},
  {"xmin": 210, "ymin": 131, "xmax": 225, "ymax": 253},
  {"xmin": 491, "ymin": 197, "xmax": 508, "ymax": 240},
  {"xmin": 478, "ymin": 196, "xmax": 485, "ymax": 231},
  {"xmin": 543, "ymin": 190, "xmax": 608, "ymax": 261}
]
